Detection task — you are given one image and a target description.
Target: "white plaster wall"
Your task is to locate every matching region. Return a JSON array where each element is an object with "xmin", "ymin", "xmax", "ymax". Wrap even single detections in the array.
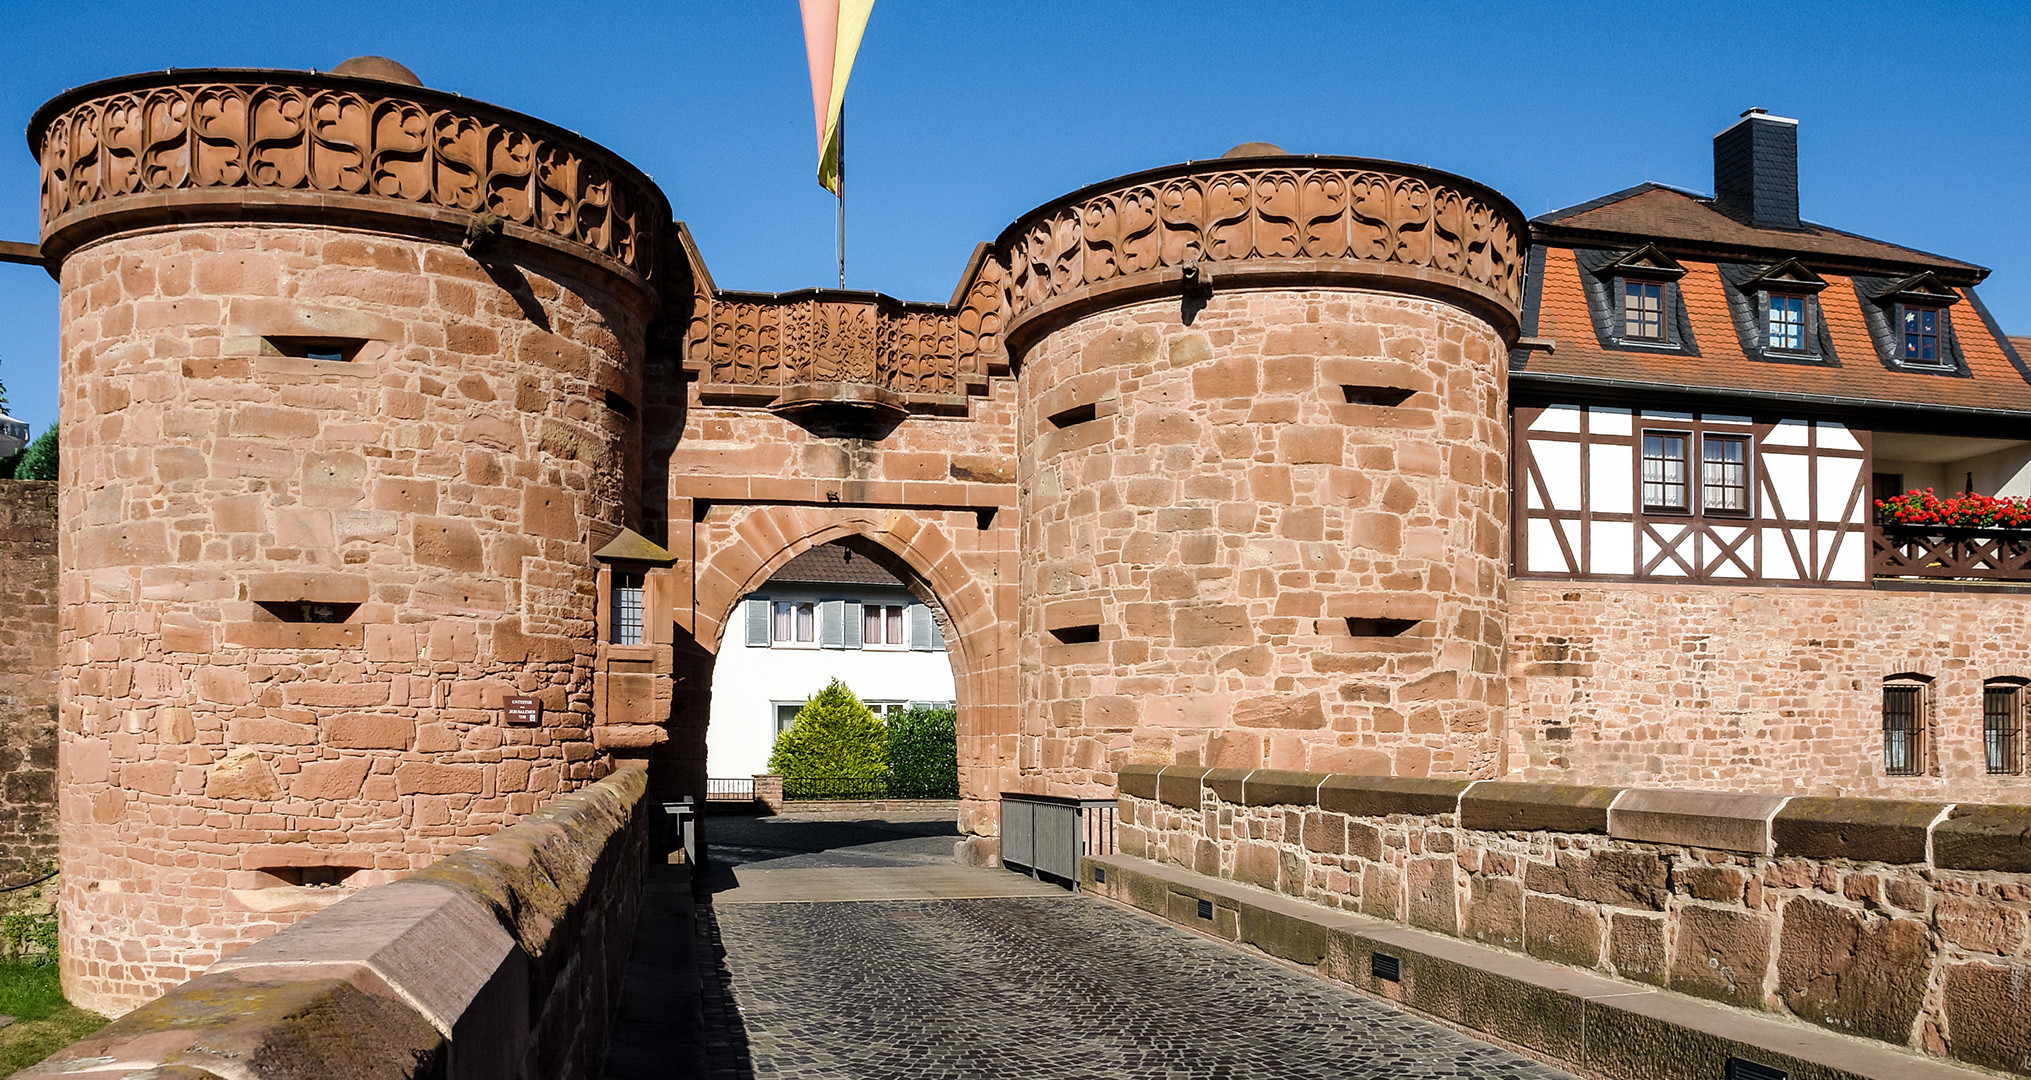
[{"xmin": 706, "ymin": 585, "xmax": 957, "ymax": 778}]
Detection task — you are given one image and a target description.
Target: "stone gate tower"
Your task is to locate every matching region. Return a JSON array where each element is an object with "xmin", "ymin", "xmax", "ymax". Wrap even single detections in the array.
[
  {"xmin": 1002, "ymin": 149, "xmax": 1525, "ymax": 784},
  {"xmin": 33, "ymin": 59, "xmax": 664, "ymax": 1012}
]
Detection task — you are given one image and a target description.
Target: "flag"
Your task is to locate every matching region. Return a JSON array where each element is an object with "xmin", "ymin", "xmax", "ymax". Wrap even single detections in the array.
[{"xmin": 799, "ymin": 0, "xmax": 874, "ymax": 195}]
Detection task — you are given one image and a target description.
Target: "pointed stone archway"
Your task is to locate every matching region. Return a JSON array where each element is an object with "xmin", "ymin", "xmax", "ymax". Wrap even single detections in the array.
[{"xmin": 657, "ymin": 502, "xmax": 1014, "ymax": 841}]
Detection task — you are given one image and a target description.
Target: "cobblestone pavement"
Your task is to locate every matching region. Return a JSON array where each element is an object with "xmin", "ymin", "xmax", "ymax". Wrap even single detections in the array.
[{"xmin": 606, "ymin": 812, "xmax": 1579, "ymax": 1080}]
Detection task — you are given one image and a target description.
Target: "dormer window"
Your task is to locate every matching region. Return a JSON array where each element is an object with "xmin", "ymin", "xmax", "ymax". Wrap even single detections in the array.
[
  {"xmin": 1862, "ymin": 272, "xmax": 1962, "ymax": 372},
  {"xmin": 1899, "ymin": 306, "xmax": 1942, "ymax": 365},
  {"xmin": 1767, "ymin": 294, "xmax": 1807, "ymax": 352},
  {"xmin": 1727, "ymin": 259, "xmax": 1828, "ymax": 360},
  {"xmin": 1623, "ymin": 281, "xmax": 1666, "ymax": 341},
  {"xmin": 1590, "ymin": 245, "xmax": 1690, "ymax": 350}
]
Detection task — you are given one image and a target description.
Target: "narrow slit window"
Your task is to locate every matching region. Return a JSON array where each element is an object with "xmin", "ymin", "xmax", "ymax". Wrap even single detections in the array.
[
  {"xmin": 1048, "ymin": 403, "xmax": 1097, "ymax": 428},
  {"xmin": 1985, "ymin": 683, "xmax": 2022, "ymax": 775},
  {"xmin": 1641, "ymin": 431, "xmax": 1691, "ymax": 513},
  {"xmin": 1701, "ymin": 435, "xmax": 1751, "ymax": 516},
  {"xmin": 1345, "ymin": 618, "xmax": 1417, "ymax": 637},
  {"xmin": 1049, "ymin": 625, "xmax": 1101, "ymax": 645},
  {"xmin": 1622, "ymin": 280, "xmax": 1666, "ymax": 341},
  {"xmin": 256, "ymin": 600, "xmax": 359, "ymax": 624},
  {"xmin": 610, "ymin": 571, "xmax": 644, "ymax": 645},
  {"xmin": 1342, "ymin": 385, "xmax": 1417, "ymax": 407},
  {"xmin": 265, "ymin": 336, "xmax": 365, "ymax": 363},
  {"xmin": 1883, "ymin": 684, "xmax": 1921, "ymax": 776},
  {"xmin": 1766, "ymin": 294, "xmax": 1807, "ymax": 352}
]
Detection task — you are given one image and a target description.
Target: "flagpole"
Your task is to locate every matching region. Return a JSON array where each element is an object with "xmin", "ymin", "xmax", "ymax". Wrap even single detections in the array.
[{"xmin": 836, "ymin": 103, "xmax": 846, "ymax": 289}]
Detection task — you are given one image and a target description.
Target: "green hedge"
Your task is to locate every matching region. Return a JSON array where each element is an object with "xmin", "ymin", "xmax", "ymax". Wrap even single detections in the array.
[{"xmin": 885, "ymin": 707, "xmax": 957, "ymax": 792}]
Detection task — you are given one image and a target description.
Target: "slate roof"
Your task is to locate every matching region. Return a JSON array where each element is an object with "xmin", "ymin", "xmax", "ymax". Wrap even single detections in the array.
[
  {"xmin": 1516, "ymin": 186, "xmax": 2031, "ymax": 416},
  {"xmin": 1536, "ymin": 184, "xmax": 1985, "ymax": 281},
  {"xmin": 767, "ymin": 543, "xmax": 905, "ymax": 587}
]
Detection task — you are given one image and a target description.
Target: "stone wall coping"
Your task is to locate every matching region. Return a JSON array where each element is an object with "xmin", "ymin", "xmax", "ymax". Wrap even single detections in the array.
[
  {"xmin": 26, "ymin": 767, "xmax": 649, "ymax": 1080},
  {"xmin": 1771, "ymin": 796, "xmax": 1948, "ymax": 865},
  {"xmin": 1086, "ymin": 853, "xmax": 1998, "ymax": 1080},
  {"xmin": 1113, "ymin": 766, "xmax": 2031, "ymax": 870},
  {"xmin": 1607, "ymin": 788, "xmax": 1793, "ymax": 855}
]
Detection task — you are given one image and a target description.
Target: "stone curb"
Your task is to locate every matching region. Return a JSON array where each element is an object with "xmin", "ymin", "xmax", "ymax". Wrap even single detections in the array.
[{"xmin": 1084, "ymin": 853, "xmax": 1997, "ymax": 1080}]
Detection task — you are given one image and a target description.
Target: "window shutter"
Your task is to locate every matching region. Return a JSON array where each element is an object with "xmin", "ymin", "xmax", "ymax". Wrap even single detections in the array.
[
  {"xmin": 909, "ymin": 604, "xmax": 936, "ymax": 651},
  {"xmin": 745, "ymin": 597, "xmax": 770, "ymax": 646},
  {"xmin": 843, "ymin": 602, "xmax": 864, "ymax": 649},
  {"xmin": 818, "ymin": 599, "xmax": 846, "ymax": 649},
  {"xmin": 928, "ymin": 612, "xmax": 946, "ymax": 650}
]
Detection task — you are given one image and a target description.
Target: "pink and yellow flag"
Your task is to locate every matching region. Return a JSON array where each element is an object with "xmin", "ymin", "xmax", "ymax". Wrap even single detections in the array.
[{"xmin": 798, "ymin": 0, "xmax": 875, "ymax": 195}]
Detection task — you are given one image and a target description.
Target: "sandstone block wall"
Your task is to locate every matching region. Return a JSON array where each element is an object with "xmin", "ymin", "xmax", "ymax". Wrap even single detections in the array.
[
  {"xmin": 1509, "ymin": 581, "xmax": 2031, "ymax": 802},
  {"xmin": 56, "ymin": 225, "xmax": 645, "ymax": 1013},
  {"xmin": 1017, "ymin": 290, "xmax": 1510, "ymax": 794},
  {"xmin": 22, "ymin": 767, "xmax": 650, "ymax": 1080},
  {"xmin": 1117, "ymin": 764, "xmax": 2031, "ymax": 1075},
  {"xmin": 0, "ymin": 481, "xmax": 57, "ymax": 881}
]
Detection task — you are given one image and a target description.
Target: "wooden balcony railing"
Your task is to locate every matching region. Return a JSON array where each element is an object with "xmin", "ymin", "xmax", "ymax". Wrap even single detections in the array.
[{"xmin": 1871, "ymin": 525, "xmax": 2031, "ymax": 583}]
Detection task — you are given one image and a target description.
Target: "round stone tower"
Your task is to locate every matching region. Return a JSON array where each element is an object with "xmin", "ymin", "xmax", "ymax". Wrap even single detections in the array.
[
  {"xmin": 1002, "ymin": 149, "xmax": 1527, "ymax": 788},
  {"xmin": 31, "ymin": 61, "xmax": 664, "ymax": 1012}
]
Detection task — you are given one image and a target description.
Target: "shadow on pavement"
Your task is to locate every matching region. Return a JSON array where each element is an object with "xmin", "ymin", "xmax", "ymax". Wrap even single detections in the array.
[{"xmin": 697, "ymin": 812, "xmax": 960, "ymax": 894}]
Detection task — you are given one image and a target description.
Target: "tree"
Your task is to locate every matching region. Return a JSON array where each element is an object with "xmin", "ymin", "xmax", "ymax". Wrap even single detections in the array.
[
  {"xmin": 13, "ymin": 427, "xmax": 54, "ymax": 481},
  {"xmin": 768, "ymin": 679, "xmax": 886, "ymax": 778},
  {"xmin": 884, "ymin": 707, "xmax": 957, "ymax": 797}
]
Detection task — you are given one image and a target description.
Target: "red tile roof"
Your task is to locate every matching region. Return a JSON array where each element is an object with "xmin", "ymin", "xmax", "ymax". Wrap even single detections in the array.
[{"xmin": 1518, "ymin": 246, "xmax": 2031, "ymax": 415}]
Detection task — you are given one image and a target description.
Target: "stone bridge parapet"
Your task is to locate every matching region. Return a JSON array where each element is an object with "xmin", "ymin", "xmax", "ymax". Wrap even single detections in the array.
[
  {"xmin": 20, "ymin": 766, "xmax": 650, "ymax": 1080},
  {"xmin": 1115, "ymin": 763, "xmax": 2031, "ymax": 1076}
]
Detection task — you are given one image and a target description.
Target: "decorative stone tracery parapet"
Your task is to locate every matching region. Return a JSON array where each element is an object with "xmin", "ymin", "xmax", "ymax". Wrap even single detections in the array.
[
  {"xmin": 983, "ymin": 157, "xmax": 1528, "ymax": 352},
  {"xmin": 30, "ymin": 69, "xmax": 665, "ymax": 289},
  {"xmin": 692, "ymin": 290, "xmax": 977, "ymax": 416}
]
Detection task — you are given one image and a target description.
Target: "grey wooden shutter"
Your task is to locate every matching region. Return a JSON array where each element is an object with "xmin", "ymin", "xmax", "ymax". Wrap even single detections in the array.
[
  {"xmin": 843, "ymin": 602, "xmax": 863, "ymax": 649},
  {"xmin": 909, "ymin": 604, "xmax": 936, "ymax": 651},
  {"xmin": 818, "ymin": 599, "xmax": 846, "ymax": 648},
  {"xmin": 928, "ymin": 611, "xmax": 946, "ymax": 650},
  {"xmin": 745, "ymin": 597, "xmax": 771, "ymax": 646}
]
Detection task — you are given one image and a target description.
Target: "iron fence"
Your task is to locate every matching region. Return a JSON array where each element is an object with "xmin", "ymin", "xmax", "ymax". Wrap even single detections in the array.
[
  {"xmin": 705, "ymin": 777, "xmax": 757, "ymax": 802},
  {"xmin": 782, "ymin": 774, "xmax": 960, "ymax": 801}
]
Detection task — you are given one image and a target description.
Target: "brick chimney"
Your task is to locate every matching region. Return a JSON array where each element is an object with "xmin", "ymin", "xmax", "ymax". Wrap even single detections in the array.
[{"xmin": 1713, "ymin": 108, "xmax": 1800, "ymax": 230}]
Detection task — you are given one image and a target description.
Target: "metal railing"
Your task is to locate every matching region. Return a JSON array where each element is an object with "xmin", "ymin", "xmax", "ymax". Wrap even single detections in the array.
[
  {"xmin": 705, "ymin": 777, "xmax": 757, "ymax": 802},
  {"xmin": 1000, "ymin": 793, "xmax": 1118, "ymax": 886},
  {"xmin": 781, "ymin": 775, "xmax": 960, "ymax": 801}
]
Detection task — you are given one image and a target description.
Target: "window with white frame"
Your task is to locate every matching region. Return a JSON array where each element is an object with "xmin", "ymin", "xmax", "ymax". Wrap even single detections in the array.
[
  {"xmin": 863, "ymin": 603, "xmax": 906, "ymax": 647},
  {"xmin": 772, "ymin": 600, "xmax": 816, "ymax": 645}
]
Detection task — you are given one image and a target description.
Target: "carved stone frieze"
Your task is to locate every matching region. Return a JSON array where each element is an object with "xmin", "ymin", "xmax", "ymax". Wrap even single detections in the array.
[
  {"xmin": 984, "ymin": 159, "xmax": 1527, "ymax": 345},
  {"xmin": 700, "ymin": 292, "xmax": 963, "ymax": 403},
  {"xmin": 32, "ymin": 71, "xmax": 663, "ymax": 280}
]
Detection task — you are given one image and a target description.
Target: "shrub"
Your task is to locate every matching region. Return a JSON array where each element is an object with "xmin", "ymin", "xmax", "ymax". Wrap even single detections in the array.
[
  {"xmin": 768, "ymin": 679, "xmax": 886, "ymax": 778},
  {"xmin": 13, "ymin": 428, "xmax": 55, "ymax": 482},
  {"xmin": 885, "ymin": 706, "xmax": 957, "ymax": 795}
]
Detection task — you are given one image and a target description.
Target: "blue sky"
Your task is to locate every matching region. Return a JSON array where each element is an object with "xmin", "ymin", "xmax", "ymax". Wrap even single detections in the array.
[{"xmin": 1, "ymin": 1, "xmax": 2026, "ymax": 438}]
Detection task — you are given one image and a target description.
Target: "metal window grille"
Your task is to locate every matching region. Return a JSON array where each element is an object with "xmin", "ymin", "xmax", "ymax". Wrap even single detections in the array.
[
  {"xmin": 611, "ymin": 572, "xmax": 643, "ymax": 645},
  {"xmin": 1622, "ymin": 280, "xmax": 1665, "ymax": 340},
  {"xmin": 1883, "ymin": 684, "xmax": 1921, "ymax": 776},
  {"xmin": 1985, "ymin": 685, "xmax": 2022, "ymax": 775},
  {"xmin": 1702, "ymin": 435, "xmax": 1750, "ymax": 514},
  {"xmin": 1767, "ymin": 294, "xmax": 1806, "ymax": 351},
  {"xmin": 1642, "ymin": 432, "xmax": 1690, "ymax": 511}
]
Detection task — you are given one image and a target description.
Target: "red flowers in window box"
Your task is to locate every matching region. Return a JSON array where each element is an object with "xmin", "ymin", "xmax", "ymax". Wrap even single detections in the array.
[{"xmin": 1875, "ymin": 488, "xmax": 2031, "ymax": 530}]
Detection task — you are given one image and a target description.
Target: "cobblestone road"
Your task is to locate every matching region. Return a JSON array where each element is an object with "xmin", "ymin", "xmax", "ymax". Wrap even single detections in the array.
[{"xmin": 606, "ymin": 812, "xmax": 1578, "ymax": 1080}]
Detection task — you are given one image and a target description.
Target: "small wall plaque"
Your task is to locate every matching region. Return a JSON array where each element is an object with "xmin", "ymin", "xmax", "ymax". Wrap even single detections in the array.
[{"xmin": 503, "ymin": 696, "xmax": 542, "ymax": 725}]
